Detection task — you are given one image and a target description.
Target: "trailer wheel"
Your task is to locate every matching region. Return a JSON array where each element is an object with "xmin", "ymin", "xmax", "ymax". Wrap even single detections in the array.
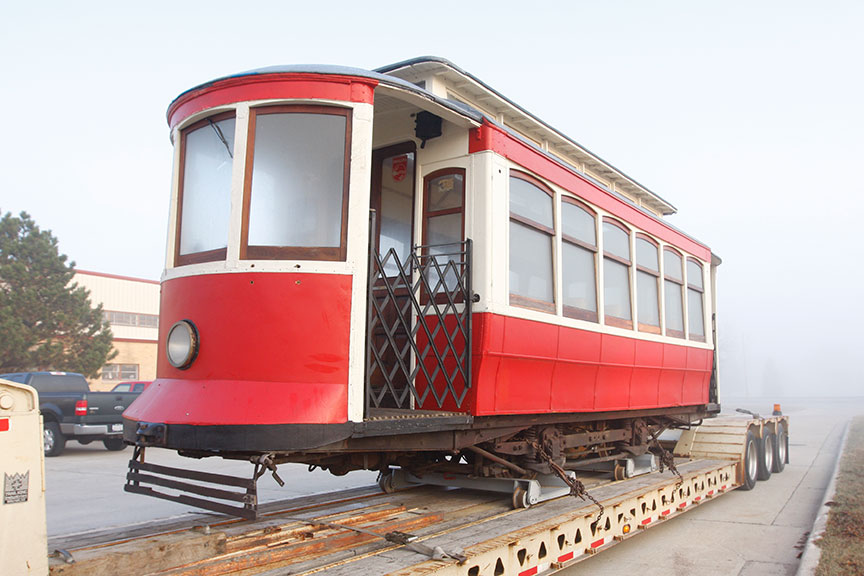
[
  {"xmin": 740, "ymin": 429, "xmax": 758, "ymax": 490},
  {"xmin": 772, "ymin": 423, "xmax": 788, "ymax": 473},
  {"xmin": 757, "ymin": 432, "xmax": 774, "ymax": 481},
  {"xmin": 44, "ymin": 421, "xmax": 66, "ymax": 457}
]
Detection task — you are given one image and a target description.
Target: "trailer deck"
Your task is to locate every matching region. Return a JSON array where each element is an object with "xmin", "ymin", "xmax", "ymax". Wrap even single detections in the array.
[{"xmin": 48, "ymin": 457, "xmax": 737, "ymax": 576}]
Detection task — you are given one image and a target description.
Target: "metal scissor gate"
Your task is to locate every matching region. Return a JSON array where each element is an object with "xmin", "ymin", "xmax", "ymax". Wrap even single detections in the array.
[{"xmin": 365, "ymin": 239, "xmax": 474, "ymax": 414}]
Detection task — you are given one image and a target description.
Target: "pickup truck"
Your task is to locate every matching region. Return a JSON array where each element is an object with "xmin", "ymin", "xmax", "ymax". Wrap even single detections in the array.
[{"xmin": 0, "ymin": 371, "xmax": 139, "ymax": 456}]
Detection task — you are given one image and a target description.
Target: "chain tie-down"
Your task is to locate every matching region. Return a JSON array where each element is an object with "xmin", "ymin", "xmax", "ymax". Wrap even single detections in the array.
[{"xmin": 530, "ymin": 440, "xmax": 605, "ymax": 523}]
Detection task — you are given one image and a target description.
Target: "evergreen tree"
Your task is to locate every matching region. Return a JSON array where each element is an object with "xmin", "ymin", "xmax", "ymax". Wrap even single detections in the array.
[{"xmin": 0, "ymin": 211, "xmax": 115, "ymax": 377}]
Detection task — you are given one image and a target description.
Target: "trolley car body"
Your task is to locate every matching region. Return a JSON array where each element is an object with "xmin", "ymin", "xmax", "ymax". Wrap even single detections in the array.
[{"xmin": 124, "ymin": 58, "xmax": 720, "ymax": 514}]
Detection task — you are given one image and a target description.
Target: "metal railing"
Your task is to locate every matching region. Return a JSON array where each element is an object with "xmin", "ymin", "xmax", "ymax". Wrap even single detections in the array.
[{"xmin": 365, "ymin": 237, "xmax": 473, "ymax": 414}]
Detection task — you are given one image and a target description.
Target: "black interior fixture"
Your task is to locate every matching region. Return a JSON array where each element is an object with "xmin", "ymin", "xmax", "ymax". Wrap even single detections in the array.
[{"xmin": 414, "ymin": 111, "xmax": 443, "ymax": 148}]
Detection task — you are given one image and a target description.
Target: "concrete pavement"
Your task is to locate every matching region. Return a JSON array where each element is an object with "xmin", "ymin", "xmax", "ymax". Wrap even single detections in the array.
[{"xmin": 559, "ymin": 397, "xmax": 864, "ymax": 576}]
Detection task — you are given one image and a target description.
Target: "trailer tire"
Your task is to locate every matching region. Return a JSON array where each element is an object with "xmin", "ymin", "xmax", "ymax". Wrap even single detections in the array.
[
  {"xmin": 772, "ymin": 423, "xmax": 788, "ymax": 473},
  {"xmin": 757, "ymin": 432, "xmax": 774, "ymax": 481},
  {"xmin": 44, "ymin": 420, "xmax": 66, "ymax": 457},
  {"xmin": 741, "ymin": 429, "xmax": 758, "ymax": 490}
]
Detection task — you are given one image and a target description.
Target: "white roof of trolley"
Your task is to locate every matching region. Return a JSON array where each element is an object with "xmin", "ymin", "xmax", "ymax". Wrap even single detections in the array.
[
  {"xmin": 171, "ymin": 57, "xmax": 677, "ymax": 217},
  {"xmin": 376, "ymin": 57, "xmax": 676, "ymax": 216}
]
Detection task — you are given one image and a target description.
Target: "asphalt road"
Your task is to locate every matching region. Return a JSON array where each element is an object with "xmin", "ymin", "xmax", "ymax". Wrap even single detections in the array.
[{"xmin": 43, "ymin": 397, "xmax": 862, "ymax": 575}]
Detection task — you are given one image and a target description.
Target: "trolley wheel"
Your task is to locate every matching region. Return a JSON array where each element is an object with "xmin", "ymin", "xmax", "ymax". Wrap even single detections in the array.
[
  {"xmin": 512, "ymin": 487, "xmax": 529, "ymax": 509},
  {"xmin": 44, "ymin": 421, "xmax": 66, "ymax": 457},
  {"xmin": 740, "ymin": 429, "xmax": 758, "ymax": 490},
  {"xmin": 757, "ymin": 431, "xmax": 775, "ymax": 481},
  {"xmin": 772, "ymin": 423, "xmax": 788, "ymax": 473},
  {"xmin": 378, "ymin": 471, "xmax": 396, "ymax": 493},
  {"xmin": 614, "ymin": 463, "xmax": 627, "ymax": 481}
]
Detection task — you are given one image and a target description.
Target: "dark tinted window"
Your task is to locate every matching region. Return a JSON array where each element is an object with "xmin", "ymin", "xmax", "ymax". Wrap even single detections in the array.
[{"xmin": 28, "ymin": 374, "xmax": 89, "ymax": 393}]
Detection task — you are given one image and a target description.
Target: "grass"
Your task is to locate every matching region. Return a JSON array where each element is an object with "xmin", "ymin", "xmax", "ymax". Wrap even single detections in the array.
[{"xmin": 816, "ymin": 416, "xmax": 864, "ymax": 576}]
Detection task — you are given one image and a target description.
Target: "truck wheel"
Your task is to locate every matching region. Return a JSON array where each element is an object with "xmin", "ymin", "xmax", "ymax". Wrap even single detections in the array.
[
  {"xmin": 740, "ymin": 429, "xmax": 758, "ymax": 490},
  {"xmin": 757, "ymin": 432, "xmax": 774, "ymax": 481},
  {"xmin": 103, "ymin": 438, "xmax": 127, "ymax": 451},
  {"xmin": 44, "ymin": 421, "xmax": 66, "ymax": 457},
  {"xmin": 772, "ymin": 423, "xmax": 788, "ymax": 473}
]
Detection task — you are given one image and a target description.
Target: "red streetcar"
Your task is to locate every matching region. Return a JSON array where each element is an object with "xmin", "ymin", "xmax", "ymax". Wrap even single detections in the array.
[{"xmin": 124, "ymin": 57, "xmax": 720, "ymax": 518}]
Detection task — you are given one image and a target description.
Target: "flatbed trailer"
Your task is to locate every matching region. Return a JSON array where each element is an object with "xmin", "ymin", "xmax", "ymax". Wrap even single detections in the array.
[{"xmin": 46, "ymin": 413, "xmax": 789, "ymax": 576}]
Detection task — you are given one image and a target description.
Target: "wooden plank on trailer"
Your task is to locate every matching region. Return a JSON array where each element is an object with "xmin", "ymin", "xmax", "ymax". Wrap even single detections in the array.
[{"xmin": 49, "ymin": 531, "xmax": 227, "ymax": 576}]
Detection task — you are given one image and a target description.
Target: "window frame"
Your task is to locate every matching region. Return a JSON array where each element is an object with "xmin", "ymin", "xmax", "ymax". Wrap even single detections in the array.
[
  {"xmin": 421, "ymin": 167, "xmax": 466, "ymax": 249},
  {"xmin": 561, "ymin": 196, "xmax": 598, "ymax": 322},
  {"xmin": 174, "ymin": 110, "xmax": 236, "ymax": 267},
  {"xmin": 602, "ymin": 217, "xmax": 633, "ymax": 329},
  {"xmin": 663, "ymin": 247, "xmax": 686, "ymax": 339},
  {"xmin": 635, "ymin": 233, "xmax": 661, "ymax": 334},
  {"xmin": 686, "ymin": 257, "xmax": 706, "ymax": 343},
  {"xmin": 102, "ymin": 363, "xmax": 139, "ymax": 381},
  {"xmin": 240, "ymin": 104, "xmax": 352, "ymax": 261},
  {"xmin": 508, "ymin": 170, "xmax": 556, "ymax": 314},
  {"xmin": 421, "ymin": 167, "xmax": 466, "ymax": 303}
]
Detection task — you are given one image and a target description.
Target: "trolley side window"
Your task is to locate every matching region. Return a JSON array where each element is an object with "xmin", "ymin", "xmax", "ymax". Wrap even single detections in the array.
[
  {"xmin": 687, "ymin": 258, "xmax": 706, "ymax": 342},
  {"xmin": 561, "ymin": 198, "xmax": 598, "ymax": 322},
  {"xmin": 603, "ymin": 219, "xmax": 633, "ymax": 329},
  {"xmin": 241, "ymin": 105, "xmax": 351, "ymax": 261},
  {"xmin": 636, "ymin": 235, "xmax": 661, "ymax": 334},
  {"xmin": 663, "ymin": 248, "xmax": 685, "ymax": 338},
  {"xmin": 175, "ymin": 112, "xmax": 236, "ymax": 266},
  {"xmin": 509, "ymin": 172, "xmax": 555, "ymax": 313},
  {"xmin": 423, "ymin": 168, "xmax": 466, "ymax": 292}
]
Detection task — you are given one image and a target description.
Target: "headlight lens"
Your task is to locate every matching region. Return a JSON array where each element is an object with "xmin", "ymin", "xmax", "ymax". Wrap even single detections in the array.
[{"xmin": 166, "ymin": 320, "xmax": 199, "ymax": 369}]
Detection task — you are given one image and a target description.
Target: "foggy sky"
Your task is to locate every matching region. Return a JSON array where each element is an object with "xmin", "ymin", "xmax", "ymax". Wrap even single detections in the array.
[{"xmin": 1, "ymin": 1, "xmax": 861, "ymax": 397}]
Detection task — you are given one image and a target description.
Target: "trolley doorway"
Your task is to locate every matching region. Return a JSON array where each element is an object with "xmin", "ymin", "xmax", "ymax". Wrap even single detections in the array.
[{"xmin": 365, "ymin": 147, "xmax": 473, "ymax": 416}]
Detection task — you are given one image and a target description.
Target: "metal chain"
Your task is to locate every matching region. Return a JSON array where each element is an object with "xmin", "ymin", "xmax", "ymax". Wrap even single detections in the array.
[
  {"xmin": 648, "ymin": 432, "xmax": 683, "ymax": 486},
  {"xmin": 530, "ymin": 440, "xmax": 605, "ymax": 523}
]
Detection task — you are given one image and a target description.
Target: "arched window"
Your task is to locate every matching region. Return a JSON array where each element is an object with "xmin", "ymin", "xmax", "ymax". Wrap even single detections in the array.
[
  {"xmin": 509, "ymin": 171, "xmax": 555, "ymax": 313},
  {"xmin": 175, "ymin": 111, "xmax": 236, "ymax": 266},
  {"xmin": 423, "ymin": 168, "xmax": 465, "ymax": 293},
  {"xmin": 687, "ymin": 258, "xmax": 706, "ymax": 342},
  {"xmin": 603, "ymin": 219, "xmax": 632, "ymax": 328},
  {"xmin": 561, "ymin": 198, "xmax": 597, "ymax": 322},
  {"xmin": 664, "ymin": 248, "xmax": 685, "ymax": 338},
  {"xmin": 636, "ymin": 235, "xmax": 661, "ymax": 334}
]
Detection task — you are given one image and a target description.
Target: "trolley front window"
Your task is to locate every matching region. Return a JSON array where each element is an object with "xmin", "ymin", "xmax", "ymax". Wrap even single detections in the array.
[
  {"xmin": 175, "ymin": 113, "xmax": 236, "ymax": 266},
  {"xmin": 242, "ymin": 105, "xmax": 351, "ymax": 261}
]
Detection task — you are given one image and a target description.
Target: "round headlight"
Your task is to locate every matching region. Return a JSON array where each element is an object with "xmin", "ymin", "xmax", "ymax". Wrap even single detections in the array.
[{"xmin": 166, "ymin": 320, "xmax": 199, "ymax": 369}]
